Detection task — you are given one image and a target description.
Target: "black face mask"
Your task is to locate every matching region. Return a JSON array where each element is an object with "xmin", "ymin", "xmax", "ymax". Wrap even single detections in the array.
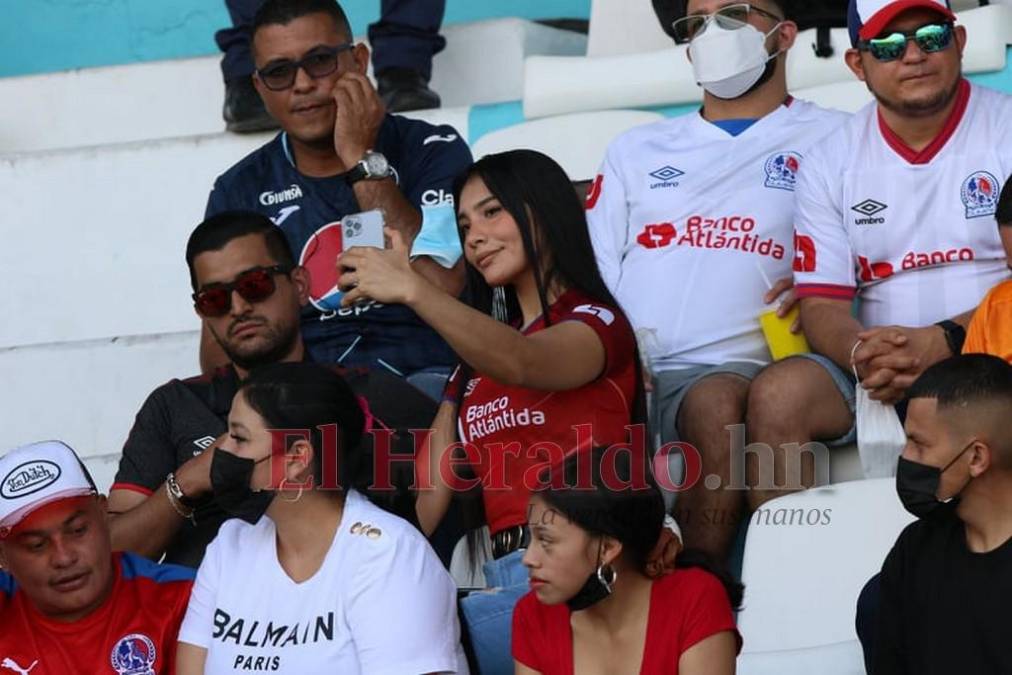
[
  {"xmin": 566, "ymin": 541, "xmax": 617, "ymax": 612},
  {"xmin": 211, "ymin": 448, "xmax": 275, "ymax": 525},
  {"xmin": 896, "ymin": 442, "xmax": 973, "ymax": 519}
]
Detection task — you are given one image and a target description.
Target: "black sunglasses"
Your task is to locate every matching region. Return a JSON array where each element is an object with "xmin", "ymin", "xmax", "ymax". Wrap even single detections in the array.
[
  {"xmin": 256, "ymin": 43, "xmax": 354, "ymax": 91},
  {"xmin": 193, "ymin": 265, "xmax": 292, "ymax": 317}
]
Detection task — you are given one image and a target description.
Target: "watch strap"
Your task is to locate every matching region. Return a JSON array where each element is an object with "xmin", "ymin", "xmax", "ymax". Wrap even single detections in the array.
[
  {"xmin": 344, "ymin": 162, "xmax": 369, "ymax": 185},
  {"xmin": 935, "ymin": 320, "xmax": 966, "ymax": 355}
]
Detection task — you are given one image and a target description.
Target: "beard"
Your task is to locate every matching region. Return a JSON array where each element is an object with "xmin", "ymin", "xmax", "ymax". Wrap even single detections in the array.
[
  {"xmin": 869, "ymin": 73, "xmax": 961, "ymax": 118},
  {"xmin": 743, "ymin": 56, "xmax": 779, "ymax": 99},
  {"xmin": 214, "ymin": 315, "xmax": 300, "ymax": 371}
]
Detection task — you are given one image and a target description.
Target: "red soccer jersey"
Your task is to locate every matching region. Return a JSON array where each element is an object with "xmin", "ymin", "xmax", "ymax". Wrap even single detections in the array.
[
  {"xmin": 0, "ymin": 552, "xmax": 194, "ymax": 675},
  {"xmin": 512, "ymin": 568, "xmax": 740, "ymax": 675},
  {"xmin": 444, "ymin": 288, "xmax": 638, "ymax": 534}
]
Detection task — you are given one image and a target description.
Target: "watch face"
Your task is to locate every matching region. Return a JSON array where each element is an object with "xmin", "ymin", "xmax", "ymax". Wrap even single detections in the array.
[{"xmin": 364, "ymin": 152, "xmax": 389, "ymax": 177}]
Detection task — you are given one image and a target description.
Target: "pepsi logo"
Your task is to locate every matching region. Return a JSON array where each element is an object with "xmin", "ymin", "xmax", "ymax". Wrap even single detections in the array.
[
  {"xmin": 299, "ymin": 222, "xmax": 346, "ymax": 312},
  {"xmin": 1, "ymin": 461, "xmax": 61, "ymax": 500}
]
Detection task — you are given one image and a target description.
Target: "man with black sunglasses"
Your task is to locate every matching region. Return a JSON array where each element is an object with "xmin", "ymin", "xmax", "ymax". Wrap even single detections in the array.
[
  {"xmin": 746, "ymin": 0, "xmax": 1012, "ymax": 506},
  {"xmin": 204, "ymin": 0, "xmax": 471, "ymax": 402},
  {"xmin": 106, "ymin": 211, "xmax": 441, "ymax": 568}
]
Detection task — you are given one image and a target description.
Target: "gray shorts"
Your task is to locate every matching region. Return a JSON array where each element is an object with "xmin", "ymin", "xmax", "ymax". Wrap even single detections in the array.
[
  {"xmin": 789, "ymin": 352, "xmax": 858, "ymax": 446},
  {"xmin": 652, "ymin": 353, "xmax": 857, "ymax": 447},
  {"xmin": 652, "ymin": 362, "xmax": 763, "ymax": 444}
]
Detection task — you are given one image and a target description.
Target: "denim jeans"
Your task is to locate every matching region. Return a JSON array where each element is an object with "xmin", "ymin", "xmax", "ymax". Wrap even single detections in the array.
[{"xmin": 459, "ymin": 551, "xmax": 530, "ymax": 675}]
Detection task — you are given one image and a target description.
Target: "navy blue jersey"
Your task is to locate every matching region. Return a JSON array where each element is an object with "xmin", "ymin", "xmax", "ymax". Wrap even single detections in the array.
[{"xmin": 206, "ymin": 114, "xmax": 471, "ymax": 375}]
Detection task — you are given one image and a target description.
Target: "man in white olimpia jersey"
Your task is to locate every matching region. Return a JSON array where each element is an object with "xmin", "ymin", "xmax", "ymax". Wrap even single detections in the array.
[
  {"xmin": 587, "ymin": 0, "xmax": 848, "ymax": 560},
  {"xmin": 748, "ymin": 0, "xmax": 1012, "ymax": 517}
]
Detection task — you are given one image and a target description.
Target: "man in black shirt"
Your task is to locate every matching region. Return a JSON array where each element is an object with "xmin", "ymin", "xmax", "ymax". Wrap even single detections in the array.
[
  {"xmin": 107, "ymin": 211, "xmax": 438, "ymax": 568},
  {"xmin": 873, "ymin": 354, "xmax": 1012, "ymax": 674}
]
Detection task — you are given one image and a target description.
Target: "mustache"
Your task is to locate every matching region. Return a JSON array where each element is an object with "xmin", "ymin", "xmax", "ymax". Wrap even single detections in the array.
[{"xmin": 228, "ymin": 315, "xmax": 267, "ymax": 337}]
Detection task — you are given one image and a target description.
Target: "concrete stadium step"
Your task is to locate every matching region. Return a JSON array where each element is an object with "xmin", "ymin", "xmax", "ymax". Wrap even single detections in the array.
[
  {"xmin": 0, "ymin": 18, "xmax": 585, "ymax": 155},
  {"xmin": 0, "ymin": 331, "xmax": 199, "ymax": 490}
]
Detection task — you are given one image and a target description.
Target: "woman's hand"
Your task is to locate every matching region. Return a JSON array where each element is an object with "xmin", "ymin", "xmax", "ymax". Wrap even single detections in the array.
[{"xmin": 338, "ymin": 228, "xmax": 425, "ymax": 307}]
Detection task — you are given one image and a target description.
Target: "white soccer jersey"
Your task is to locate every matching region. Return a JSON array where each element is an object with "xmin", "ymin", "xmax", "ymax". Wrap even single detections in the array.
[
  {"xmin": 794, "ymin": 80, "xmax": 1012, "ymax": 327},
  {"xmin": 179, "ymin": 490, "xmax": 468, "ymax": 675},
  {"xmin": 588, "ymin": 99, "xmax": 848, "ymax": 371}
]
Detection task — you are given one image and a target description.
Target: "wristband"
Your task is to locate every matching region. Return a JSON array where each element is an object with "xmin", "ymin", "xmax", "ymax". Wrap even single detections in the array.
[
  {"xmin": 165, "ymin": 475, "xmax": 196, "ymax": 524},
  {"xmin": 935, "ymin": 320, "xmax": 966, "ymax": 355}
]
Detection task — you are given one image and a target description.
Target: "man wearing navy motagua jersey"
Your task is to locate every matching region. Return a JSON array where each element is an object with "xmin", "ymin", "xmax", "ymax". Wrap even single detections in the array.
[{"xmin": 204, "ymin": 0, "xmax": 471, "ymax": 398}]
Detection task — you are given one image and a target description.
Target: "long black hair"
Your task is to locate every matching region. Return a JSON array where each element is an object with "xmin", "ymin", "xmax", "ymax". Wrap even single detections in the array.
[
  {"xmin": 451, "ymin": 149, "xmax": 649, "ymax": 430},
  {"xmin": 239, "ymin": 362, "xmax": 366, "ymax": 492},
  {"xmin": 538, "ymin": 448, "xmax": 744, "ymax": 610}
]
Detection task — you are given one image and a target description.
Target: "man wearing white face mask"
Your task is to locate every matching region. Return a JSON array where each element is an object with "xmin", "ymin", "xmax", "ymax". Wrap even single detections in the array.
[{"xmin": 587, "ymin": 0, "xmax": 848, "ymax": 561}]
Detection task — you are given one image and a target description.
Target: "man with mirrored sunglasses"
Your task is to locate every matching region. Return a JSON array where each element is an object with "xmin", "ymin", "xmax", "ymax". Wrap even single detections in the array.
[
  {"xmin": 587, "ymin": 0, "xmax": 849, "ymax": 561},
  {"xmin": 857, "ymin": 355, "xmax": 1012, "ymax": 674},
  {"xmin": 205, "ymin": 0, "xmax": 471, "ymax": 402},
  {"xmin": 106, "ymin": 211, "xmax": 441, "ymax": 569},
  {"xmin": 746, "ymin": 0, "xmax": 1012, "ymax": 509}
]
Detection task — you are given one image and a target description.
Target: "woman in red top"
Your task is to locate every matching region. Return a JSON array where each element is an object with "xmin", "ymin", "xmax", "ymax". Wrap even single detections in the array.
[
  {"xmin": 514, "ymin": 449, "xmax": 742, "ymax": 675},
  {"xmin": 338, "ymin": 150, "xmax": 665, "ymax": 674}
]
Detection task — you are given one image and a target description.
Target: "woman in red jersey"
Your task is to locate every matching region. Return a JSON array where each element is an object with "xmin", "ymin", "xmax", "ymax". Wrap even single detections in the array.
[
  {"xmin": 514, "ymin": 449, "xmax": 741, "ymax": 675},
  {"xmin": 339, "ymin": 149, "xmax": 675, "ymax": 674}
]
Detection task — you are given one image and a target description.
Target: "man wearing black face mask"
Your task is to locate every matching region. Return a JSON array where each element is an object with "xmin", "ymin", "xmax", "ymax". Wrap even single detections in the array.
[{"xmin": 863, "ymin": 354, "xmax": 1012, "ymax": 674}]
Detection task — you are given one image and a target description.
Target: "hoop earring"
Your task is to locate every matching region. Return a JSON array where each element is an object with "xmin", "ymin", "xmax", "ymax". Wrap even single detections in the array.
[
  {"xmin": 278, "ymin": 478, "xmax": 304, "ymax": 504},
  {"xmin": 596, "ymin": 563, "xmax": 617, "ymax": 595}
]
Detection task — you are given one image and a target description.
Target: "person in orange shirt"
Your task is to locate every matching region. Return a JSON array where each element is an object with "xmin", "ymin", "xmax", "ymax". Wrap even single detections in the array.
[{"xmin": 964, "ymin": 175, "xmax": 1012, "ymax": 363}]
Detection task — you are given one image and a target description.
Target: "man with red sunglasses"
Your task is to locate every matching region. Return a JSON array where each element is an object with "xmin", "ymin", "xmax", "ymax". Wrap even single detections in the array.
[
  {"xmin": 745, "ymin": 0, "xmax": 1012, "ymax": 503},
  {"xmin": 106, "ymin": 211, "xmax": 441, "ymax": 569},
  {"xmin": 203, "ymin": 0, "xmax": 471, "ymax": 401}
]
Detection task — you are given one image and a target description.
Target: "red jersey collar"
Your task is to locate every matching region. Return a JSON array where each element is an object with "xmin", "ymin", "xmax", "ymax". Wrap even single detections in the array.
[{"xmin": 877, "ymin": 78, "xmax": 971, "ymax": 165}]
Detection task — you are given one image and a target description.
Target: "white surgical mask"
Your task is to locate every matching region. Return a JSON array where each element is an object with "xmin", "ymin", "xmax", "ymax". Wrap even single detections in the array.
[{"xmin": 689, "ymin": 19, "xmax": 782, "ymax": 100}]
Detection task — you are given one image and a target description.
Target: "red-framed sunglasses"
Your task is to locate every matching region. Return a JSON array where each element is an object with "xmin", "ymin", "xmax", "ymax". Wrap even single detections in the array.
[{"xmin": 193, "ymin": 265, "xmax": 292, "ymax": 317}]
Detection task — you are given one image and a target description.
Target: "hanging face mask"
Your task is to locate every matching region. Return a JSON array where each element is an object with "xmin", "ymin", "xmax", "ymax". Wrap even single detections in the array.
[
  {"xmin": 566, "ymin": 542, "xmax": 618, "ymax": 612},
  {"xmin": 896, "ymin": 442, "xmax": 974, "ymax": 519},
  {"xmin": 689, "ymin": 19, "xmax": 781, "ymax": 100},
  {"xmin": 211, "ymin": 447, "xmax": 275, "ymax": 525}
]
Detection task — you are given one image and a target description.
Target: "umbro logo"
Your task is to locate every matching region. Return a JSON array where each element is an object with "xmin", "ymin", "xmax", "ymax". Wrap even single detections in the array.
[
  {"xmin": 649, "ymin": 166, "xmax": 684, "ymax": 189},
  {"xmin": 851, "ymin": 199, "xmax": 888, "ymax": 225},
  {"xmin": 650, "ymin": 166, "xmax": 684, "ymax": 182},
  {"xmin": 193, "ymin": 436, "xmax": 216, "ymax": 454},
  {"xmin": 851, "ymin": 199, "xmax": 887, "ymax": 217}
]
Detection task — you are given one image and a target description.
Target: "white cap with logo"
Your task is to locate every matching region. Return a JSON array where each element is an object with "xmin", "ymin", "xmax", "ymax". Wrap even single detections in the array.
[{"xmin": 0, "ymin": 440, "xmax": 97, "ymax": 534}]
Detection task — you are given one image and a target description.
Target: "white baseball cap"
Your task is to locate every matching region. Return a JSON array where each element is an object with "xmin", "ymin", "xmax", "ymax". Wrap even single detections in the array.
[
  {"xmin": 848, "ymin": 0, "xmax": 956, "ymax": 45},
  {"xmin": 0, "ymin": 441, "xmax": 97, "ymax": 534}
]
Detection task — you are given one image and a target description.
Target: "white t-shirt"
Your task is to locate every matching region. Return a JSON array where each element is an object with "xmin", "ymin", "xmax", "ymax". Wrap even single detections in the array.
[
  {"xmin": 178, "ymin": 490, "xmax": 468, "ymax": 675},
  {"xmin": 794, "ymin": 80, "xmax": 1012, "ymax": 327},
  {"xmin": 588, "ymin": 98, "xmax": 848, "ymax": 371}
]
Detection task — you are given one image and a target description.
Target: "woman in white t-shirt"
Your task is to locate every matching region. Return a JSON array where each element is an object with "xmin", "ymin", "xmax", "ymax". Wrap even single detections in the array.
[{"xmin": 176, "ymin": 362, "xmax": 468, "ymax": 675}]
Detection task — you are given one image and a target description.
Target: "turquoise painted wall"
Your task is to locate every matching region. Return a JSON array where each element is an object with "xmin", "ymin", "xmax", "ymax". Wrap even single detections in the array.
[{"xmin": 0, "ymin": 0, "xmax": 591, "ymax": 78}]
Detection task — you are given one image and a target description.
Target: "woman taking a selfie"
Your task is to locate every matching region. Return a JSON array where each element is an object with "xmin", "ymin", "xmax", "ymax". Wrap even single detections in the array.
[{"xmin": 339, "ymin": 150, "xmax": 677, "ymax": 674}]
